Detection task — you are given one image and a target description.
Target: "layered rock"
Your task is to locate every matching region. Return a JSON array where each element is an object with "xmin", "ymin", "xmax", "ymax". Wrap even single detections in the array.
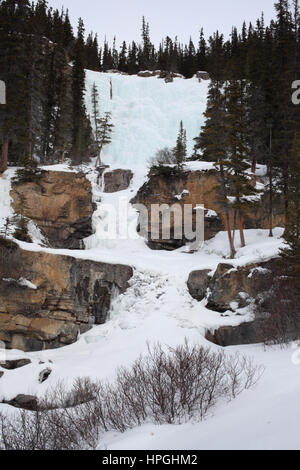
[
  {"xmin": 0, "ymin": 241, "xmax": 133, "ymax": 352},
  {"xmin": 104, "ymin": 169, "xmax": 133, "ymax": 193},
  {"xmin": 206, "ymin": 262, "xmax": 275, "ymax": 313},
  {"xmin": 11, "ymin": 171, "xmax": 94, "ymax": 249},
  {"xmin": 132, "ymin": 168, "xmax": 284, "ymax": 250},
  {"xmin": 188, "ymin": 258, "xmax": 298, "ymax": 346}
]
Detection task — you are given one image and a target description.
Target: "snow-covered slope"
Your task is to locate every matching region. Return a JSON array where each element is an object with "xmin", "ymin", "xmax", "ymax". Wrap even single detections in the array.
[
  {"xmin": 0, "ymin": 72, "xmax": 298, "ymax": 451},
  {"xmin": 85, "ymin": 70, "xmax": 209, "ymax": 167}
]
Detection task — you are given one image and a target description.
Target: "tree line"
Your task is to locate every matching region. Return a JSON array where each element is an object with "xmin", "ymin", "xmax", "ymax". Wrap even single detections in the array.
[{"xmin": 192, "ymin": 0, "xmax": 300, "ymax": 273}]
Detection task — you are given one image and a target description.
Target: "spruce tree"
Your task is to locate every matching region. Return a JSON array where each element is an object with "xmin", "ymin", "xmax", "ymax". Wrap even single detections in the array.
[
  {"xmin": 71, "ymin": 18, "xmax": 87, "ymax": 163},
  {"xmin": 280, "ymin": 132, "xmax": 300, "ymax": 275},
  {"xmin": 95, "ymin": 112, "xmax": 114, "ymax": 167},
  {"xmin": 173, "ymin": 121, "xmax": 187, "ymax": 168},
  {"xmin": 223, "ymin": 79, "xmax": 258, "ymax": 248}
]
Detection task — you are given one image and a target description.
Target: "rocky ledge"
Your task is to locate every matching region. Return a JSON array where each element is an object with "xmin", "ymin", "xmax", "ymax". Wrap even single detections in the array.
[
  {"xmin": 11, "ymin": 171, "xmax": 94, "ymax": 249},
  {"xmin": 188, "ymin": 259, "xmax": 300, "ymax": 346},
  {"xmin": 132, "ymin": 168, "xmax": 284, "ymax": 250},
  {"xmin": 0, "ymin": 239, "xmax": 133, "ymax": 351},
  {"xmin": 104, "ymin": 169, "xmax": 133, "ymax": 193}
]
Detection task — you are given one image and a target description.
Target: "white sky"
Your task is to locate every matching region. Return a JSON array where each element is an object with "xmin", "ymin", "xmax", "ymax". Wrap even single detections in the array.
[{"xmin": 48, "ymin": 0, "xmax": 277, "ymax": 46}]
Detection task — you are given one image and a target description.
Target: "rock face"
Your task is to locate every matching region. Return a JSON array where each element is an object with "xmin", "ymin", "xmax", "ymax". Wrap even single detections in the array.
[
  {"xmin": 0, "ymin": 241, "xmax": 133, "ymax": 352},
  {"xmin": 0, "ymin": 359, "xmax": 31, "ymax": 370},
  {"xmin": 206, "ymin": 262, "xmax": 275, "ymax": 313},
  {"xmin": 4, "ymin": 394, "xmax": 38, "ymax": 411},
  {"xmin": 187, "ymin": 269, "xmax": 211, "ymax": 301},
  {"xmin": 188, "ymin": 259, "xmax": 286, "ymax": 346},
  {"xmin": 11, "ymin": 171, "xmax": 94, "ymax": 249},
  {"xmin": 205, "ymin": 322, "xmax": 265, "ymax": 347},
  {"xmin": 104, "ymin": 169, "xmax": 133, "ymax": 193},
  {"xmin": 132, "ymin": 169, "xmax": 284, "ymax": 251}
]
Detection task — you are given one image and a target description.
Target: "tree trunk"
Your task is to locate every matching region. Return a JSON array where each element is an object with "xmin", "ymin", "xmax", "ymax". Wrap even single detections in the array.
[
  {"xmin": 239, "ymin": 211, "xmax": 246, "ymax": 247},
  {"xmin": 251, "ymin": 155, "xmax": 257, "ymax": 175},
  {"xmin": 226, "ymin": 211, "xmax": 236, "ymax": 258},
  {"xmin": 0, "ymin": 133, "xmax": 8, "ymax": 174},
  {"xmin": 269, "ymin": 164, "xmax": 273, "ymax": 237},
  {"xmin": 219, "ymin": 163, "xmax": 236, "ymax": 258},
  {"xmin": 95, "ymin": 147, "xmax": 102, "ymax": 168},
  {"xmin": 284, "ymin": 178, "xmax": 289, "ymax": 230}
]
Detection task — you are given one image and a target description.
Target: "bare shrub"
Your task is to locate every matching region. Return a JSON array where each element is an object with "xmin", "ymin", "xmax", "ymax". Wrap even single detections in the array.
[
  {"xmin": 148, "ymin": 147, "xmax": 176, "ymax": 167},
  {"xmin": 0, "ymin": 342, "xmax": 264, "ymax": 450}
]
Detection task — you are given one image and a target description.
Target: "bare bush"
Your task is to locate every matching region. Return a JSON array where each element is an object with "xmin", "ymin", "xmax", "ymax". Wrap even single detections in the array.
[
  {"xmin": 0, "ymin": 342, "xmax": 264, "ymax": 450},
  {"xmin": 148, "ymin": 147, "xmax": 176, "ymax": 167}
]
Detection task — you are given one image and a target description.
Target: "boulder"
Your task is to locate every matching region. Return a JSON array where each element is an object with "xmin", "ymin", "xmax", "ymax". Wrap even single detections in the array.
[
  {"xmin": 0, "ymin": 358, "xmax": 31, "ymax": 370},
  {"xmin": 39, "ymin": 368, "xmax": 52, "ymax": 383},
  {"xmin": 206, "ymin": 262, "xmax": 275, "ymax": 313},
  {"xmin": 5, "ymin": 394, "xmax": 38, "ymax": 411},
  {"xmin": 138, "ymin": 71, "xmax": 153, "ymax": 78},
  {"xmin": 191, "ymin": 258, "xmax": 297, "ymax": 346},
  {"xmin": 187, "ymin": 269, "xmax": 211, "ymax": 301},
  {"xmin": 104, "ymin": 169, "xmax": 133, "ymax": 193},
  {"xmin": 0, "ymin": 241, "xmax": 133, "ymax": 351},
  {"xmin": 205, "ymin": 321, "xmax": 265, "ymax": 346},
  {"xmin": 11, "ymin": 171, "xmax": 94, "ymax": 249}
]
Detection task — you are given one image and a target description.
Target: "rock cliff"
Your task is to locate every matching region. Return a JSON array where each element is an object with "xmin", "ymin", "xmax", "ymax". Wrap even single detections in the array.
[
  {"xmin": 188, "ymin": 258, "xmax": 300, "ymax": 346},
  {"xmin": 11, "ymin": 171, "xmax": 94, "ymax": 249},
  {"xmin": 133, "ymin": 169, "xmax": 284, "ymax": 250},
  {"xmin": 0, "ymin": 239, "xmax": 133, "ymax": 351}
]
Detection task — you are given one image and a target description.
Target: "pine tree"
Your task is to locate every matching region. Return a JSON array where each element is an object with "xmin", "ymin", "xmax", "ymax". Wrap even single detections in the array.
[
  {"xmin": 141, "ymin": 17, "xmax": 152, "ymax": 70},
  {"xmin": 197, "ymin": 79, "xmax": 236, "ymax": 257},
  {"xmin": 118, "ymin": 41, "xmax": 128, "ymax": 72},
  {"xmin": 71, "ymin": 18, "xmax": 87, "ymax": 163},
  {"xmin": 173, "ymin": 121, "xmax": 187, "ymax": 168},
  {"xmin": 194, "ymin": 79, "xmax": 226, "ymax": 161},
  {"xmin": 91, "ymin": 82, "xmax": 101, "ymax": 154},
  {"xmin": 95, "ymin": 112, "xmax": 114, "ymax": 167},
  {"xmin": 280, "ymin": 132, "xmax": 300, "ymax": 276},
  {"xmin": 223, "ymin": 79, "xmax": 258, "ymax": 248},
  {"xmin": 197, "ymin": 28, "xmax": 207, "ymax": 71}
]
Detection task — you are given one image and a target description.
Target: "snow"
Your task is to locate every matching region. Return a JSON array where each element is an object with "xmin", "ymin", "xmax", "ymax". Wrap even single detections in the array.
[
  {"xmin": 0, "ymin": 71, "xmax": 298, "ymax": 450},
  {"xmin": 17, "ymin": 278, "xmax": 38, "ymax": 290},
  {"xmin": 85, "ymin": 70, "xmax": 209, "ymax": 168},
  {"xmin": 0, "ymin": 169, "xmax": 15, "ymax": 235},
  {"xmin": 206, "ymin": 209, "xmax": 218, "ymax": 218},
  {"xmin": 101, "ymin": 345, "xmax": 300, "ymax": 450},
  {"xmin": 2, "ymin": 278, "xmax": 37, "ymax": 290},
  {"xmin": 174, "ymin": 189, "xmax": 190, "ymax": 200}
]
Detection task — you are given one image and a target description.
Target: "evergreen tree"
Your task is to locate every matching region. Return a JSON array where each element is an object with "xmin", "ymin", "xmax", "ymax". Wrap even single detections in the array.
[
  {"xmin": 91, "ymin": 82, "xmax": 101, "ymax": 156},
  {"xmin": 173, "ymin": 121, "xmax": 187, "ymax": 168},
  {"xmin": 118, "ymin": 41, "xmax": 128, "ymax": 72},
  {"xmin": 223, "ymin": 79, "xmax": 258, "ymax": 248},
  {"xmin": 95, "ymin": 112, "xmax": 114, "ymax": 167},
  {"xmin": 280, "ymin": 132, "xmax": 300, "ymax": 276},
  {"xmin": 71, "ymin": 18, "xmax": 87, "ymax": 163},
  {"xmin": 197, "ymin": 80, "xmax": 236, "ymax": 257}
]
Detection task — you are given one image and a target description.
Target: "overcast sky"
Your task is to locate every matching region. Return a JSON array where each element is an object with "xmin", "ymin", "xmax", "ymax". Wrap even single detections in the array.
[{"xmin": 48, "ymin": 0, "xmax": 277, "ymax": 46}]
